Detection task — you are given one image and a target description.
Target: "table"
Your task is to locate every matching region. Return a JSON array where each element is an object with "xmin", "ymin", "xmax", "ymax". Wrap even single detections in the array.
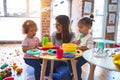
[
  {"xmin": 83, "ymin": 48, "xmax": 120, "ymax": 71},
  {"xmin": 34, "ymin": 50, "xmax": 82, "ymax": 80}
]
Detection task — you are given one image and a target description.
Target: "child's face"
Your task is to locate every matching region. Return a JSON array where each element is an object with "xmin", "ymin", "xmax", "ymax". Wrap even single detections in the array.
[
  {"xmin": 55, "ymin": 20, "xmax": 62, "ymax": 33},
  {"xmin": 78, "ymin": 23, "xmax": 90, "ymax": 35},
  {"xmin": 27, "ymin": 27, "xmax": 37, "ymax": 38}
]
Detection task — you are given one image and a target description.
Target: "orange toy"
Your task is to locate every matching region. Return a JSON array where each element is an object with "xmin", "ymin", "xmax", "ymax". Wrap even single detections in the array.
[
  {"xmin": 16, "ymin": 68, "xmax": 23, "ymax": 75},
  {"xmin": 12, "ymin": 63, "xmax": 17, "ymax": 70}
]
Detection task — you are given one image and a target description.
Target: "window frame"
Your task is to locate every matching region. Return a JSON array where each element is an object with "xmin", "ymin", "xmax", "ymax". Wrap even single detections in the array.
[
  {"xmin": 92, "ymin": 0, "xmax": 108, "ymax": 39},
  {"xmin": 0, "ymin": 0, "xmax": 41, "ymax": 41},
  {"xmin": 0, "ymin": 0, "xmax": 40, "ymax": 18}
]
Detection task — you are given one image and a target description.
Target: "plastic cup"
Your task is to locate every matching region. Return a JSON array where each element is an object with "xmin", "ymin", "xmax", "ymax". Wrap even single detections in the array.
[
  {"xmin": 98, "ymin": 42, "xmax": 104, "ymax": 51},
  {"xmin": 56, "ymin": 49, "xmax": 63, "ymax": 59}
]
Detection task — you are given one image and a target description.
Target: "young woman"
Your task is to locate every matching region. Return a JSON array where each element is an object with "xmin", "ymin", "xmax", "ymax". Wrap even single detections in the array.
[{"xmin": 45, "ymin": 15, "xmax": 75, "ymax": 79}]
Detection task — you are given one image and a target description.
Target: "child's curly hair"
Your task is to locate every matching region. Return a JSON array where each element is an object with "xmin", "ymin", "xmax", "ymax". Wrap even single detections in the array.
[
  {"xmin": 78, "ymin": 14, "xmax": 95, "ymax": 28},
  {"xmin": 22, "ymin": 20, "xmax": 37, "ymax": 34}
]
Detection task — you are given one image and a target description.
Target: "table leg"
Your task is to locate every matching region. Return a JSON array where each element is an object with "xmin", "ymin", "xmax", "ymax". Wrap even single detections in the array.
[
  {"xmin": 49, "ymin": 60, "xmax": 54, "ymax": 80},
  {"xmin": 71, "ymin": 59, "xmax": 78, "ymax": 80},
  {"xmin": 40, "ymin": 59, "xmax": 48, "ymax": 80}
]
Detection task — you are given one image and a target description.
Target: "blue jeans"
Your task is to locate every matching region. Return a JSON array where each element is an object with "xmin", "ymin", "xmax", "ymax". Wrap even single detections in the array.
[
  {"xmin": 24, "ymin": 58, "xmax": 42, "ymax": 80},
  {"xmin": 68, "ymin": 56, "xmax": 87, "ymax": 80},
  {"xmin": 46, "ymin": 61, "xmax": 68, "ymax": 75}
]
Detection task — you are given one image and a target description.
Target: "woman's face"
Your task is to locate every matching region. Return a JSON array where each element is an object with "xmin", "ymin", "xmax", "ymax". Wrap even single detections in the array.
[{"xmin": 55, "ymin": 20, "xmax": 62, "ymax": 33}]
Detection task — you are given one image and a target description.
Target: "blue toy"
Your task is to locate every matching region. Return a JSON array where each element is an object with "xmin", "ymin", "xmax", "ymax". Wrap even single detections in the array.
[
  {"xmin": 27, "ymin": 49, "xmax": 42, "ymax": 55},
  {"xmin": 47, "ymin": 49, "xmax": 56, "ymax": 54},
  {"xmin": 63, "ymin": 54, "xmax": 75, "ymax": 58}
]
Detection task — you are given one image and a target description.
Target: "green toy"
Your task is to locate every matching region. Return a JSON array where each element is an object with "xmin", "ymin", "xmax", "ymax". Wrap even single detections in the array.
[
  {"xmin": 79, "ymin": 33, "xmax": 83, "ymax": 40},
  {"xmin": 0, "ymin": 63, "xmax": 8, "ymax": 69},
  {"xmin": 42, "ymin": 37, "xmax": 49, "ymax": 46},
  {"xmin": 0, "ymin": 76, "xmax": 2, "ymax": 80},
  {"xmin": 98, "ymin": 42, "xmax": 104, "ymax": 51}
]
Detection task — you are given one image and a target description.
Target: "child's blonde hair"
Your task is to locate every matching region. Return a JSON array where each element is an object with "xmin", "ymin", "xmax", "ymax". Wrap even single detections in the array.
[{"xmin": 22, "ymin": 20, "xmax": 37, "ymax": 34}]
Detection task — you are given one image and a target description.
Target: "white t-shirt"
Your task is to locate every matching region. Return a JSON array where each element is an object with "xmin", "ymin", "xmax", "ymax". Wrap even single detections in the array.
[{"xmin": 75, "ymin": 33, "xmax": 93, "ymax": 49}]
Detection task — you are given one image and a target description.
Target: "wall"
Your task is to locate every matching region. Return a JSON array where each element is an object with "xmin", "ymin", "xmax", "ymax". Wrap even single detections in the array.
[
  {"xmin": 71, "ymin": 0, "xmax": 82, "ymax": 33},
  {"xmin": 71, "ymin": 0, "xmax": 94, "ymax": 33},
  {"xmin": 105, "ymin": 0, "xmax": 118, "ymax": 40},
  {"xmin": 41, "ymin": 0, "xmax": 51, "ymax": 37}
]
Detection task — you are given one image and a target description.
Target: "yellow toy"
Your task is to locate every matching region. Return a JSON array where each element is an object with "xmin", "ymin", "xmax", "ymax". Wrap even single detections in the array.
[
  {"xmin": 12, "ymin": 63, "xmax": 17, "ymax": 70},
  {"xmin": 16, "ymin": 67, "xmax": 23, "ymax": 75},
  {"xmin": 62, "ymin": 43, "xmax": 77, "ymax": 52},
  {"xmin": 43, "ymin": 42, "xmax": 53, "ymax": 48},
  {"xmin": 42, "ymin": 37, "xmax": 53, "ymax": 48},
  {"xmin": 112, "ymin": 52, "xmax": 120, "ymax": 68}
]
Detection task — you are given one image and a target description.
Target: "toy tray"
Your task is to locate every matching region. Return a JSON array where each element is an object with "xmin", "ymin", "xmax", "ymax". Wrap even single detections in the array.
[
  {"xmin": 38, "ymin": 46, "xmax": 60, "ymax": 51},
  {"xmin": 27, "ymin": 49, "xmax": 42, "ymax": 55}
]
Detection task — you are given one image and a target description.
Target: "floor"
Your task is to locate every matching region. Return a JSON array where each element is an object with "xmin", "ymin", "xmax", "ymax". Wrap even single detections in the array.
[{"xmin": 0, "ymin": 44, "xmax": 120, "ymax": 80}]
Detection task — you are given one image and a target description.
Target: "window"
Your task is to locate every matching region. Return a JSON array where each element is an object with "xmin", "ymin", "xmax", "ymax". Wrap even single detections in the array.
[
  {"xmin": 50, "ymin": 0, "xmax": 70, "ymax": 35},
  {"xmin": 0, "ymin": 0, "xmax": 4, "ymax": 16},
  {"xmin": 0, "ymin": 0, "xmax": 41, "ymax": 41},
  {"xmin": 116, "ymin": 0, "xmax": 120, "ymax": 43},
  {"xmin": 93, "ymin": 0, "xmax": 106, "ymax": 38},
  {"xmin": 7, "ymin": 0, "xmax": 26, "ymax": 17}
]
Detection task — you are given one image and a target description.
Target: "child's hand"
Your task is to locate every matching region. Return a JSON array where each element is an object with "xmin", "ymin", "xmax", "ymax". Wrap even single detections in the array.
[{"xmin": 74, "ymin": 40, "xmax": 81, "ymax": 45}]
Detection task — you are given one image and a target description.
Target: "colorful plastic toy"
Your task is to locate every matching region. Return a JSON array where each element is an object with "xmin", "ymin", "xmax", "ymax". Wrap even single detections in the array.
[
  {"xmin": 0, "ymin": 63, "xmax": 8, "ymax": 69},
  {"xmin": 27, "ymin": 49, "xmax": 42, "ymax": 55},
  {"xmin": 62, "ymin": 43, "xmax": 77, "ymax": 52},
  {"xmin": 79, "ymin": 33, "xmax": 83, "ymax": 40},
  {"xmin": 64, "ymin": 51, "xmax": 76, "ymax": 54},
  {"xmin": 43, "ymin": 42, "xmax": 53, "ymax": 48},
  {"xmin": 63, "ymin": 54, "xmax": 75, "ymax": 58},
  {"xmin": 0, "ymin": 76, "xmax": 2, "ymax": 80},
  {"xmin": 3, "ymin": 77, "xmax": 14, "ymax": 80},
  {"xmin": 12, "ymin": 63, "xmax": 17, "ymax": 70},
  {"xmin": 16, "ymin": 67, "xmax": 23, "ymax": 75},
  {"xmin": 42, "ymin": 37, "xmax": 49, "ymax": 46},
  {"xmin": 112, "ymin": 52, "xmax": 120, "ymax": 68},
  {"xmin": 47, "ymin": 49, "xmax": 56, "ymax": 54}
]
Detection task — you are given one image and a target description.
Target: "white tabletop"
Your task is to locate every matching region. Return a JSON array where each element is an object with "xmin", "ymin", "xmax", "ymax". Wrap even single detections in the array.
[{"xmin": 83, "ymin": 48, "xmax": 120, "ymax": 71}]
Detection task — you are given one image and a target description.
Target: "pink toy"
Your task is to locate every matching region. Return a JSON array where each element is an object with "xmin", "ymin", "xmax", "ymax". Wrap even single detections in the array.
[
  {"xmin": 114, "ymin": 44, "xmax": 120, "ymax": 47},
  {"xmin": 56, "ymin": 49, "xmax": 63, "ymax": 59},
  {"xmin": 3, "ymin": 77, "xmax": 14, "ymax": 80}
]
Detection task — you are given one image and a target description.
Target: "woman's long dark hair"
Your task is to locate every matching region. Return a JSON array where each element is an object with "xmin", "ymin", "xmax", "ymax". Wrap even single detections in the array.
[{"xmin": 55, "ymin": 15, "xmax": 72, "ymax": 43}]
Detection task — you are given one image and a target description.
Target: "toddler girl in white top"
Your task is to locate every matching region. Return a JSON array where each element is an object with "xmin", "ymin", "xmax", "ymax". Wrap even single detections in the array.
[{"xmin": 73, "ymin": 14, "xmax": 95, "ymax": 80}]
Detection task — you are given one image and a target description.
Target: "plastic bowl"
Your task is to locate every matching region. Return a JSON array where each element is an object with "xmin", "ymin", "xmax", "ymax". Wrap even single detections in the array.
[
  {"xmin": 62, "ymin": 43, "xmax": 77, "ymax": 52},
  {"xmin": 27, "ymin": 49, "xmax": 42, "ymax": 55}
]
